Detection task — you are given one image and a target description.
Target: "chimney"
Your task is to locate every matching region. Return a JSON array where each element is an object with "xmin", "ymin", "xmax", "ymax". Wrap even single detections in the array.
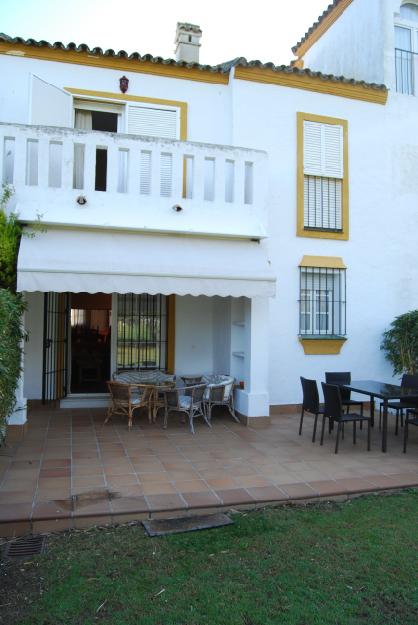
[{"xmin": 175, "ymin": 22, "xmax": 202, "ymax": 64}]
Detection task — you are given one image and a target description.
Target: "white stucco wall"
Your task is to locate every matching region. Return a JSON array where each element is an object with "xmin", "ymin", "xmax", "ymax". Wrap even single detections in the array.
[
  {"xmin": 301, "ymin": 0, "xmax": 386, "ymax": 85},
  {"xmin": 230, "ymin": 77, "xmax": 418, "ymax": 405},
  {"xmin": 301, "ymin": 0, "xmax": 410, "ymax": 91}
]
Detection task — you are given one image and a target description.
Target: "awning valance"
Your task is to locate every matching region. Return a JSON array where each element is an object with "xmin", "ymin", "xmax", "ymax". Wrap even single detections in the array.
[{"xmin": 17, "ymin": 228, "xmax": 276, "ymax": 298}]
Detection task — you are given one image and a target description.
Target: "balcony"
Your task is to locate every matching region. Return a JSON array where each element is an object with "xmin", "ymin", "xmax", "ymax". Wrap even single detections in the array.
[{"xmin": 0, "ymin": 123, "xmax": 268, "ymax": 240}]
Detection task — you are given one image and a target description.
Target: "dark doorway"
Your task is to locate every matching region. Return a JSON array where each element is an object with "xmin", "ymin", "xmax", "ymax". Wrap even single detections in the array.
[
  {"xmin": 70, "ymin": 293, "xmax": 112, "ymax": 393},
  {"xmin": 92, "ymin": 112, "xmax": 118, "ymax": 191}
]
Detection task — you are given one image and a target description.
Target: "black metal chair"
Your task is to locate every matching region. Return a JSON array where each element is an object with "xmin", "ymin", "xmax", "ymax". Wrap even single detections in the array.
[
  {"xmin": 379, "ymin": 374, "xmax": 418, "ymax": 435},
  {"xmin": 403, "ymin": 408, "xmax": 418, "ymax": 453},
  {"xmin": 321, "ymin": 383, "xmax": 371, "ymax": 454},
  {"xmin": 325, "ymin": 372, "xmax": 365, "ymax": 416},
  {"xmin": 299, "ymin": 377, "xmax": 324, "ymax": 442}
]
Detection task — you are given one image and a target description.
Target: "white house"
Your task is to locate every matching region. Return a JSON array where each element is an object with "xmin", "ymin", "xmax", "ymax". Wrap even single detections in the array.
[{"xmin": 2, "ymin": 0, "xmax": 418, "ymax": 439}]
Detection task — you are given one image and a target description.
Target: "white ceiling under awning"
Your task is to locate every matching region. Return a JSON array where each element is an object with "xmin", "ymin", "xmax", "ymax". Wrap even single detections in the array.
[{"xmin": 17, "ymin": 229, "xmax": 276, "ymax": 298}]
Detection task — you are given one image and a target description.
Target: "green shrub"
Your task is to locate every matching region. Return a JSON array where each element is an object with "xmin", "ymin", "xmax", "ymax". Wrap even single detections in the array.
[
  {"xmin": 0, "ymin": 184, "xmax": 22, "ymax": 292},
  {"xmin": 0, "ymin": 289, "xmax": 25, "ymax": 439},
  {"xmin": 381, "ymin": 310, "xmax": 418, "ymax": 375}
]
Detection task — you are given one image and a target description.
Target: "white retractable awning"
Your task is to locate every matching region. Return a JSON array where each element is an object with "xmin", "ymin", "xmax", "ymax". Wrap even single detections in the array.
[{"xmin": 17, "ymin": 229, "xmax": 276, "ymax": 297}]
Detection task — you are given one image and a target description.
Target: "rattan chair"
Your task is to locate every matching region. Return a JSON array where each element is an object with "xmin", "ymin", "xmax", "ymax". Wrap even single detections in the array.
[
  {"xmin": 105, "ymin": 381, "xmax": 154, "ymax": 429},
  {"xmin": 163, "ymin": 384, "xmax": 209, "ymax": 434},
  {"xmin": 321, "ymin": 382, "xmax": 371, "ymax": 454},
  {"xmin": 204, "ymin": 381, "xmax": 239, "ymax": 423}
]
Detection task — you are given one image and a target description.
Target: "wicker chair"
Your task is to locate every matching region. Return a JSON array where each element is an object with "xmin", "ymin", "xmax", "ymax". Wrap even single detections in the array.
[
  {"xmin": 163, "ymin": 384, "xmax": 209, "ymax": 434},
  {"xmin": 105, "ymin": 381, "xmax": 154, "ymax": 429},
  {"xmin": 204, "ymin": 380, "xmax": 239, "ymax": 423}
]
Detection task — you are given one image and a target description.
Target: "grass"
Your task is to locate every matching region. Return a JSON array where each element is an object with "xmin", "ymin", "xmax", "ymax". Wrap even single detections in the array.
[{"xmin": 1, "ymin": 491, "xmax": 417, "ymax": 625}]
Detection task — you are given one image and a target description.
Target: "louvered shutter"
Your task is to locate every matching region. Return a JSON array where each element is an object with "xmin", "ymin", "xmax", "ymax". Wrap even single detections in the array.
[
  {"xmin": 303, "ymin": 120, "xmax": 343, "ymax": 179},
  {"xmin": 127, "ymin": 105, "xmax": 179, "ymax": 139}
]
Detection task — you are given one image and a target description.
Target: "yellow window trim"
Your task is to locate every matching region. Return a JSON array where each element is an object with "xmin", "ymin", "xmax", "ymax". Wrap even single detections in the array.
[
  {"xmin": 297, "ymin": 112, "xmax": 349, "ymax": 241},
  {"xmin": 299, "ymin": 338, "xmax": 347, "ymax": 355},
  {"xmin": 65, "ymin": 87, "xmax": 188, "ymax": 140},
  {"xmin": 234, "ymin": 66, "xmax": 387, "ymax": 105},
  {"xmin": 166, "ymin": 295, "xmax": 176, "ymax": 374},
  {"xmin": 299, "ymin": 255, "xmax": 346, "ymax": 269},
  {"xmin": 294, "ymin": 0, "xmax": 354, "ymax": 58},
  {"xmin": 0, "ymin": 42, "xmax": 229, "ymax": 85}
]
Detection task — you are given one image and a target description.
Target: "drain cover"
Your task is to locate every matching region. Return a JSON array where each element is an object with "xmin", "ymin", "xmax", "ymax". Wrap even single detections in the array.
[
  {"xmin": 2, "ymin": 535, "xmax": 47, "ymax": 560},
  {"xmin": 143, "ymin": 513, "xmax": 233, "ymax": 537}
]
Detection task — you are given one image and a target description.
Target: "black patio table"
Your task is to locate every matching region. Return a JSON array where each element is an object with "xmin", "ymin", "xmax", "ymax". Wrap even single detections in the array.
[{"xmin": 343, "ymin": 380, "xmax": 418, "ymax": 452}]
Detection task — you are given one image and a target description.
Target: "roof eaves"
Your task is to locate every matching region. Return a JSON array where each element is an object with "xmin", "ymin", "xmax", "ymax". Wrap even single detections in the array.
[{"xmin": 292, "ymin": 0, "xmax": 349, "ymax": 55}]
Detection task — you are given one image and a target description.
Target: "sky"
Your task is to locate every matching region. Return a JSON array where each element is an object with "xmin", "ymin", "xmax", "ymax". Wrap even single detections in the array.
[{"xmin": 0, "ymin": 0, "xmax": 329, "ymax": 66}]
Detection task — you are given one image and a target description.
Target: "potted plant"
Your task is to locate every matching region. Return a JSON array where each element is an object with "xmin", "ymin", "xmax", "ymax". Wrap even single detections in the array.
[{"xmin": 381, "ymin": 310, "xmax": 418, "ymax": 375}]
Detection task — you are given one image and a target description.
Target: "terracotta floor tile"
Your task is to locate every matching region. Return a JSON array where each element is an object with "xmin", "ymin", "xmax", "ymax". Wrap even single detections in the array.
[
  {"xmin": 136, "ymin": 472, "xmax": 169, "ymax": 483},
  {"xmin": 41, "ymin": 458, "xmax": 71, "ymax": 468},
  {"xmin": 0, "ymin": 503, "xmax": 33, "ymax": 521},
  {"xmin": 110, "ymin": 496, "xmax": 149, "ymax": 513},
  {"xmin": 39, "ymin": 469, "xmax": 71, "ymax": 478},
  {"xmin": 109, "ymin": 485, "xmax": 144, "ymax": 498},
  {"xmin": 307, "ymin": 480, "xmax": 346, "ymax": 496},
  {"xmin": 215, "ymin": 488, "xmax": 254, "ymax": 505},
  {"xmin": 235, "ymin": 476, "xmax": 272, "ymax": 488},
  {"xmin": 32, "ymin": 501, "xmax": 71, "ymax": 519},
  {"xmin": 173, "ymin": 480, "xmax": 210, "ymax": 493},
  {"xmin": 141, "ymin": 482, "xmax": 177, "ymax": 495},
  {"xmin": 246, "ymin": 486, "xmax": 288, "ymax": 502},
  {"xmin": 206, "ymin": 477, "xmax": 240, "ymax": 490},
  {"xmin": 73, "ymin": 500, "xmax": 112, "ymax": 516},
  {"xmin": 182, "ymin": 491, "xmax": 222, "ymax": 507},
  {"xmin": 106, "ymin": 475, "xmax": 139, "ymax": 488},
  {"xmin": 334, "ymin": 477, "xmax": 377, "ymax": 492},
  {"xmin": 280, "ymin": 482, "xmax": 318, "ymax": 498},
  {"xmin": 36, "ymin": 487, "xmax": 71, "ymax": 502},
  {"xmin": 103, "ymin": 463, "xmax": 134, "ymax": 476},
  {"xmin": 72, "ymin": 475, "xmax": 105, "ymax": 489},
  {"xmin": 0, "ymin": 490, "xmax": 35, "ymax": 504},
  {"xmin": 146, "ymin": 493, "xmax": 185, "ymax": 510}
]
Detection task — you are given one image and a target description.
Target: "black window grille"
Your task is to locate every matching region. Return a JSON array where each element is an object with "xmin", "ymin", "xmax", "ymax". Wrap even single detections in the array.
[
  {"xmin": 304, "ymin": 175, "xmax": 342, "ymax": 231},
  {"xmin": 117, "ymin": 294, "xmax": 167, "ymax": 370},
  {"xmin": 395, "ymin": 48, "xmax": 415, "ymax": 95},
  {"xmin": 299, "ymin": 266, "xmax": 346, "ymax": 337}
]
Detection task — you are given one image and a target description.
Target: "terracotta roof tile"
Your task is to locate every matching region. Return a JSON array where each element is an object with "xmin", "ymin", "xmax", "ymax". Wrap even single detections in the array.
[{"xmin": 0, "ymin": 32, "xmax": 386, "ymax": 92}]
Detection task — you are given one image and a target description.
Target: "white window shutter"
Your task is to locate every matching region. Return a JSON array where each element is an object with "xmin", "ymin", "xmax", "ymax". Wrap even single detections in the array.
[
  {"xmin": 303, "ymin": 121, "xmax": 322, "ymax": 176},
  {"xmin": 323, "ymin": 124, "xmax": 344, "ymax": 178},
  {"xmin": 127, "ymin": 105, "xmax": 179, "ymax": 139},
  {"xmin": 303, "ymin": 120, "xmax": 344, "ymax": 179}
]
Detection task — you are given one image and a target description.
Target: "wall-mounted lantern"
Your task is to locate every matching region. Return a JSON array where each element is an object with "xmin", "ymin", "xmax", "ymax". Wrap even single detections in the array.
[{"xmin": 119, "ymin": 76, "xmax": 129, "ymax": 94}]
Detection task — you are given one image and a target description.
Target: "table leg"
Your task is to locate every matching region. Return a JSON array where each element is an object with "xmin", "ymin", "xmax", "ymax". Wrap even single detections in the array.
[
  {"xmin": 382, "ymin": 399, "xmax": 388, "ymax": 453},
  {"xmin": 370, "ymin": 395, "xmax": 375, "ymax": 427}
]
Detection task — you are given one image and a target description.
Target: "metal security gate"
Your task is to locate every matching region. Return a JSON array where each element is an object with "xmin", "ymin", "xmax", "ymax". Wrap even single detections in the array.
[{"xmin": 42, "ymin": 293, "xmax": 69, "ymax": 402}]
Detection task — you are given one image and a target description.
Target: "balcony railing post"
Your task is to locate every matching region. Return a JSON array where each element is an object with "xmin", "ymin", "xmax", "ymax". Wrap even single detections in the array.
[
  {"xmin": 84, "ymin": 143, "xmax": 96, "ymax": 192},
  {"xmin": 13, "ymin": 135, "xmax": 26, "ymax": 188},
  {"xmin": 61, "ymin": 138, "xmax": 74, "ymax": 190},
  {"xmin": 106, "ymin": 143, "xmax": 118, "ymax": 193}
]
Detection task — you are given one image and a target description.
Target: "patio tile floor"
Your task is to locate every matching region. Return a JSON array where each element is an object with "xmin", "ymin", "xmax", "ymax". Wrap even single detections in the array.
[{"xmin": 0, "ymin": 404, "xmax": 417, "ymax": 536}]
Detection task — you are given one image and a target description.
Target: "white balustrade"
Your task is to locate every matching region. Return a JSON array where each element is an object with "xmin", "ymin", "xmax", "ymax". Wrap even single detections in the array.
[{"xmin": 0, "ymin": 122, "xmax": 268, "ymax": 239}]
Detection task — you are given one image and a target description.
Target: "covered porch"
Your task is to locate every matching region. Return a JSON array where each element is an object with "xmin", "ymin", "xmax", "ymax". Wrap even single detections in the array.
[{"xmin": 11, "ymin": 226, "xmax": 276, "ymax": 435}]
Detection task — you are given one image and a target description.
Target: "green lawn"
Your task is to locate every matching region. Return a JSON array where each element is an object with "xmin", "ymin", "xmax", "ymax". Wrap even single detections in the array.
[{"xmin": 2, "ymin": 491, "xmax": 418, "ymax": 625}]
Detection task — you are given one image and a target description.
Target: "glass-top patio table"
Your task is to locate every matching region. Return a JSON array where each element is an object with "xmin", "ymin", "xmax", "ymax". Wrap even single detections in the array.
[{"xmin": 344, "ymin": 380, "xmax": 418, "ymax": 452}]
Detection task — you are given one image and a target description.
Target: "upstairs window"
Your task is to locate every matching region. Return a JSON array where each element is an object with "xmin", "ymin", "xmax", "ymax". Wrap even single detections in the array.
[
  {"xmin": 395, "ymin": 3, "xmax": 418, "ymax": 94},
  {"xmin": 299, "ymin": 257, "xmax": 346, "ymax": 338},
  {"xmin": 297, "ymin": 113, "xmax": 348, "ymax": 241}
]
